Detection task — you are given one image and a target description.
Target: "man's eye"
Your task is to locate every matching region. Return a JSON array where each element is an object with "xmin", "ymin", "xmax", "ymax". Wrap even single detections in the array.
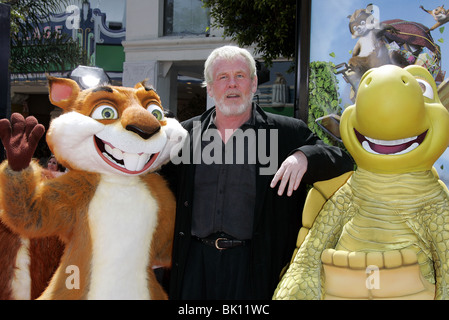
[{"xmin": 91, "ymin": 105, "xmax": 118, "ymax": 120}]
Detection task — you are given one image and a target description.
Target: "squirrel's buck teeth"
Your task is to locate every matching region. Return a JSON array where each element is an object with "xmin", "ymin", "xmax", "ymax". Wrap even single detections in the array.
[{"xmin": 104, "ymin": 143, "xmax": 151, "ymax": 171}]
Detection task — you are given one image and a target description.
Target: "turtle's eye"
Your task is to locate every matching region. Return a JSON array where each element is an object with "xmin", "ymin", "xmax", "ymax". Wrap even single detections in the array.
[{"xmin": 416, "ymin": 78, "xmax": 434, "ymax": 100}]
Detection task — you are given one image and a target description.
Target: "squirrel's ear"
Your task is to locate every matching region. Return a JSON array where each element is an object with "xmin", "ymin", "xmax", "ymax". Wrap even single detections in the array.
[
  {"xmin": 48, "ymin": 76, "xmax": 80, "ymax": 111},
  {"xmin": 134, "ymin": 79, "xmax": 153, "ymax": 91}
]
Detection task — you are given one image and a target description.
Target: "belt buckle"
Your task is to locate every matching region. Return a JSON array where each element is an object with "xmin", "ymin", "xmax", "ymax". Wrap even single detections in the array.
[{"xmin": 215, "ymin": 237, "xmax": 227, "ymax": 250}]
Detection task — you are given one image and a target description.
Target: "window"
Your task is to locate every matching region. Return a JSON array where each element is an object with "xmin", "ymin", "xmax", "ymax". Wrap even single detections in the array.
[{"xmin": 164, "ymin": 0, "xmax": 210, "ymax": 36}]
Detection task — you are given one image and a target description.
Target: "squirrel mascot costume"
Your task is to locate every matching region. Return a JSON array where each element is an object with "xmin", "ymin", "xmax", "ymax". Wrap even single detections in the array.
[{"xmin": 0, "ymin": 75, "xmax": 187, "ymax": 300}]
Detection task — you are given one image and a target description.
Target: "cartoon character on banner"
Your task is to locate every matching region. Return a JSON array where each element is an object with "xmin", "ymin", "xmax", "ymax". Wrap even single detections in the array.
[
  {"xmin": 420, "ymin": 5, "xmax": 449, "ymax": 31},
  {"xmin": 274, "ymin": 65, "xmax": 449, "ymax": 300},
  {"xmin": 347, "ymin": 4, "xmax": 397, "ymax": 79},
  {"xmin": 0, "ymin": 75, "xmax": 187, "ymax": 300},
  {"xmin": 345, "ymin": 4, "xmax": 444, "ymax": 91}
]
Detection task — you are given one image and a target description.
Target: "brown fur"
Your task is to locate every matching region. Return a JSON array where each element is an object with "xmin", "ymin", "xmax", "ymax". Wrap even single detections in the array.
[
  {"xmin": 0, "ymin": 170, "xmax": 65, "ymax": 300},
  {"xmin": 0, "ymin": 161, "xmax": 175, "ymax": 299},
  {"xmin": 0, "ymin": 164, "xmax": 97, "ymax": 299},
  {"xmin": 144, "ymin": 173, "xmax": 177, "ymax": 300},
  {"xmin": 0, "ymin": 220, "xmax": 21, "ymax": 300},
  {"xmin": 29, "ymin": 237, "xmax": 64, "ymax": 299}
]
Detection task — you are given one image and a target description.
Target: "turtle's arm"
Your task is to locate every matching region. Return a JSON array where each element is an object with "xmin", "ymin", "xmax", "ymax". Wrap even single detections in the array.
[
  {"xmin": 273, "ymin": 191, "xmax": 351, "ymax": 300},
  {"xmin": 428, "ymin": 203, "xmax": 449, "ymax": 299}
]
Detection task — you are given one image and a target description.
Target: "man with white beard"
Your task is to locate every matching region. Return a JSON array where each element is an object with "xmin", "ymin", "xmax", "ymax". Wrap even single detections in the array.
[{"xmin": 163, "ymin": 45, "xmax": 353, "ymax": 300}]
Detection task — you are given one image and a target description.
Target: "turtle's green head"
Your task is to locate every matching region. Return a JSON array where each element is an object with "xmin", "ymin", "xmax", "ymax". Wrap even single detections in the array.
[{"xmin": 340, "ymin": 64, "xmax": 449, "ymax": 174}]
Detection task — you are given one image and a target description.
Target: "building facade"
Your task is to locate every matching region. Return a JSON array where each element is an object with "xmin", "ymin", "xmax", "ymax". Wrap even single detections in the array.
[
  {"xmin": 123, "ymin": 0, "xmax": 296, "ymax": 121},
  {"xmin": 10, "ymin": 0, "xmax": 296, "ymax": 126},
  {"xmin": 123, "ymin": 0, "xmax": 236, "ymax": 120}
]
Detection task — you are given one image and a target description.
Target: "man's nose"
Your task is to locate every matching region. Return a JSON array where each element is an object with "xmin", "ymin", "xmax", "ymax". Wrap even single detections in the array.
[{"xmin": 227, "ymin": 77, "xmax": 237, "ymax": 87}]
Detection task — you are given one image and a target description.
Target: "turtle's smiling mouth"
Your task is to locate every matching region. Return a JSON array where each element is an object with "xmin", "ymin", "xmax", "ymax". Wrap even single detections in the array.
[
  {"xmin": 94, "ymin": 136, "xmax": 158, "ymax": 174},
  {"xmin": 354, "ymin": 129, "xmax": 428, "ymax": 155}
]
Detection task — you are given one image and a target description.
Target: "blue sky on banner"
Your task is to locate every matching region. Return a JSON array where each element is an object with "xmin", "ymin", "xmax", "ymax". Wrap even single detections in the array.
[{"xmin": 311, "ymin": 0, "xmax": 449, "ymax": 105}]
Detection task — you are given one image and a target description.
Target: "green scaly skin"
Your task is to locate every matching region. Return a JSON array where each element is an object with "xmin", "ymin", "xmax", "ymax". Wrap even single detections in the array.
[{"xmin": 273, "ymin": 168, "xmax": 449, "ymax": 300}]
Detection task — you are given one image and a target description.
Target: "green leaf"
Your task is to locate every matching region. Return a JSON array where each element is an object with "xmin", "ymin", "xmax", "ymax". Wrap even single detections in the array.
[
  {"xmin": 329, "ymin": 52, "xmax": 335, "ymax": 58},
  {"xmin": 202, "ymin": 0, "xmax": 296, "ymax": 66}
]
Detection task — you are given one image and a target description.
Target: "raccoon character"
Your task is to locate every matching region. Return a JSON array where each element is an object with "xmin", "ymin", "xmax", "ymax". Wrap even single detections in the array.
[{"xmin": 347, "ymin": 4, "xmax": 402, "ymax": 78}]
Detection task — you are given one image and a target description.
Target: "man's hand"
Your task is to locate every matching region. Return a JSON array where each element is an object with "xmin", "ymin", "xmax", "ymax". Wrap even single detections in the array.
[
  {"xmin": 0, "ymin": 113, "xmax": 45, "ymax": 171},
  {"xmin": 270, "ymin": 150, "xmax": 308, "ymax": 197}
]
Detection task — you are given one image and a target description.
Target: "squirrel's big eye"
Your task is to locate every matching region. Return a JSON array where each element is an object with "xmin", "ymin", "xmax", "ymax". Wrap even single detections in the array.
[
  {"xmin": 416, "ymin": 78, "xmax": 435, "ymax": 100},
  {"xmin": 147, "ymin": 104, "xmax": 164, "ymax": 121},
  {"xmin": 91, "ymin": 105, "xmax": 118, "ymax": 120}
]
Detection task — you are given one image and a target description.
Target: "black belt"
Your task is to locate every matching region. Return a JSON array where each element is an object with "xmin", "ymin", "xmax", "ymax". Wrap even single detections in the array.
[{"xmin": 194, "ymin": 235, "xmax": 249, "ymax": 250}]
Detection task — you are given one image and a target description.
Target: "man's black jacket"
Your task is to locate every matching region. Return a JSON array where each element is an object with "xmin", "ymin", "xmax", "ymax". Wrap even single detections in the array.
[{"xmin": 161, "ymin": 104, "xmax": 353, "ymax": 299}]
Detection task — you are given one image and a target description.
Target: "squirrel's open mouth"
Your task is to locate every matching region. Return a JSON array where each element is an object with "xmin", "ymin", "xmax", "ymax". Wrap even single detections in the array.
[
  {"xmin": 354, "ymin": 129, "xmax": 427, "ymax": 155},
  {"xmin": 94, "ymin": 136, "xmax": 158, "ymax": 174}
]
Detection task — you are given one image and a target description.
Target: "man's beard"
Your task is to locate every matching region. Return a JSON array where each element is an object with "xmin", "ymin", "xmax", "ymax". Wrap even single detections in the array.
[{"xmin": 216, "ymin": 92, "xmax": 254, "ymax": 116}]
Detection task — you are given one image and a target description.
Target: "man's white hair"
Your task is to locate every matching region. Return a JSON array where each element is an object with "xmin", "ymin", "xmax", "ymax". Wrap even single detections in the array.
[{"xmin": 202, "ymin": 45, "xmax": 257, "ymax": 87}]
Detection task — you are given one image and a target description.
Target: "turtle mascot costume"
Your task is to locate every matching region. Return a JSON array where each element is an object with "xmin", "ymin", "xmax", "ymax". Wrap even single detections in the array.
[{"xmin": 274, "ymin": 65, "xmax": 449, "ymax": 300}]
